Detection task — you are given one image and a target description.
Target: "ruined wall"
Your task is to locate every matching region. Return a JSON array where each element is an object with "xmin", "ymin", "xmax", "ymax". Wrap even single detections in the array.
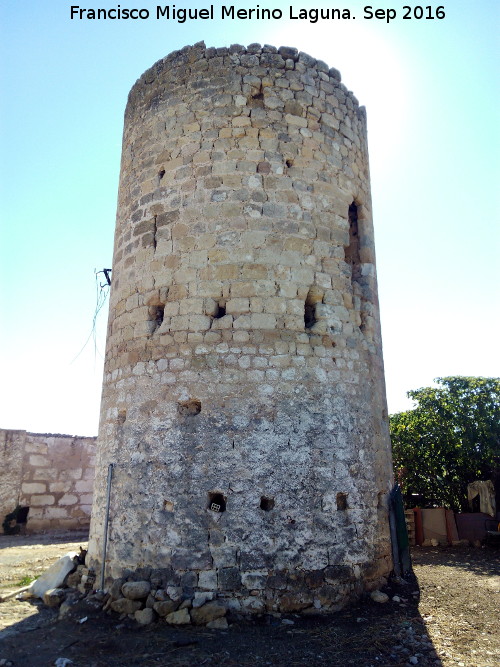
[
  {"xmin": 0, "ymin": 430, "xmax": 25, "ymax": 526},
  {"xmin": 88, "ymin": 41, "xmax": 394, "ymax": 614},
  {"xmin": 0, "ymin": 429, "xmax": 96, "ymax": 532}
]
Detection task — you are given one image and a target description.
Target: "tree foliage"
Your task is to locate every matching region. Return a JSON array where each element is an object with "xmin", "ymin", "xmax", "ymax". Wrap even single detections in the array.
[{"xmin": 390, "ymin": 376, "xmax": 500, "ymax": 511}]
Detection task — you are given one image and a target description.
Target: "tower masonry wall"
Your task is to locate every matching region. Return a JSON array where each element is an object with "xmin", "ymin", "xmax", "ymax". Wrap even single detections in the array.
[{"xmin": 88, "ymin": 42, "xmax": 394, "ymax": 615}]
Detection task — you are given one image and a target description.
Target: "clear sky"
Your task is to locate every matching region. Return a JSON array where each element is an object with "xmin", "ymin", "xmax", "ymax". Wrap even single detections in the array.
[{"xmin": 1, "ymin": 1, "xmax": 499, "ymax": 436}]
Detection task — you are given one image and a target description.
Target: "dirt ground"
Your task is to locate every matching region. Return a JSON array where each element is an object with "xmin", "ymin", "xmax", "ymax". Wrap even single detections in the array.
[{"xmin": 0, "ymin": 532, "xmax": 498, "ymax": 667}]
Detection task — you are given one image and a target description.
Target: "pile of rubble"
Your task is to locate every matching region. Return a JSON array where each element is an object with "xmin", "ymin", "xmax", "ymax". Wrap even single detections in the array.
[{"xmin": 29, "ymin": 554, "xmax": 232, "ymax": 628}]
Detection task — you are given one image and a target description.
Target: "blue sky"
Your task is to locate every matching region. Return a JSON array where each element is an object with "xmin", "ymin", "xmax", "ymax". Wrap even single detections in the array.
[{"xmin": 1, "ymin": 1, "xmax": 499, "ymax": 435}]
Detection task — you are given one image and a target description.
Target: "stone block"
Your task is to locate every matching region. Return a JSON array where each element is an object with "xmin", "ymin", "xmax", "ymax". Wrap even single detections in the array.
[
  {"xmin": 29, "ymin": 455, "xmax": 49, "ymax": 467},
  {"xmin": 190, "ymin": 601, "xmax": 227, "ymax": 625},
  {"xmin": 241, "ymin": 597, "xmax": 266, "ymax": 613},
  {"xmin": 165, "ymin": 608, "xmax": 191, "ymax": 625},
  {"xmin": 58, "ymin": 494, "xmax": 78, "ymax": 506},
  {"xmin": 44, "ymin": 507, "xmax": 69, "ymax": 519},
  {"xmin": 43, "ymin": 588, "xmax": 67, "ymax": 608},
  {"xmin": 171, "ymin": 551, "xmax": 212, "ymax": 570},
  {"xmin": 122, "ymin": 581, "xmax": 151, "ymax": 600},
  {"xmin": 251, "ymin": 313, "xmax": 277, "ymax": 329},
  {"xmin": 25, "ymin": 441, "xmax": 48, "ymax": 454},
  {"xmin": 241, "ymin": 571, "xmax": 267, "ymax": 590},
  {"xmin": 110, "ymin": 598, "xmax": 142, "ymax": 614},
  {"xmin": 59, "ymin": 468, "xmax": 83, "ymax": 480},
  {"xmin": 30, "ymin": 494, "xmax": 55, "ymax": 506},
  {"xmin": 49, "ymin": 482, "xmax": 72, "ymax": 493},
  {"xmin": 153, "ymin": 599, "xmax": 179, "ymax": 616},
  {"xmin": 135, "ymin": 607, "xmax": 154, "ymax": 625},
  {"xmin": 21, "ymin": 482, "xmax": 46, "ymax": 494},
  {"xmin": 279, "ymin": 592, "xmax": 314, "ymax": 612},
  {"xmin": 226, "ymin": 298, "xmax": 250, "ymax": 314},
  {"xmin": 193, "ymin": 591, "xmax": 215, "ymax": 608},
  {"xmin": 218, "ymin": 567, "xmax": 241, "ymax": 591}
]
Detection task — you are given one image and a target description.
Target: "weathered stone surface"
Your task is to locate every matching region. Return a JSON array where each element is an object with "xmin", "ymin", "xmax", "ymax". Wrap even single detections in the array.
[
  {"xmin": 190, "ymin": 602, "xmax": 227, "ymax": 625},
  {"xmin": 135, "ymin": 607, "xmax": 154, "ymax": 625},
  {"xmin": 58, "ymin": 592, "xmax": 83, "ymax": 619},
  {"xmin": 193, "ymin": 591, "xmax": 214, "ymax": 608},
  {"xmin": 279, "ymin": 592, "xmax": 314, "ymax": 612},
  {"xmin": 153, "ymin": 599, "xmax": 180, "ymax": 616},
  {"xmin": 110, "ymin": 578, "xmax": 126, "ymax": 599},
  {"xmin": 65, "ymin": 570, "xmax": 82, "ymax": 588},
  {"xmin": 165, "ymin": 608, "xmax": 191, "ymax": 625},
  {"xmin": 241, "ymin": 572, "xmax": 267, "ymax": 590},
  {"xmin": 87, "ymin": 42, "xmax": 393, "ymax": 615},
  {"xmin": 218, "ymin": 568, "xmax": 241, "ymax": 591},
  {"xmin": 241, "ymin": 597, "xmax": 266, "ymax": 613},
  {"xmin": 110, "ymin": 598, "xmax": 142, "ymax": 614},
  {"xmin": 43, "ymin": 587, "xmax": 67, "ymax": 607},
  {"xmin": 122, "ymin": 581, "xmax": 151, "ymax": 600},
  {"xmin": 31, "ymin": 553, "xmax": 77, "ymax": 599},
  {"xmin": 198, "ymin": 570, "xmax": 217, "ymax": 591}
]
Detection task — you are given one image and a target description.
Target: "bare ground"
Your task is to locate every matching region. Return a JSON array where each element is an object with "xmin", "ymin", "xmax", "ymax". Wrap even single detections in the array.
[{"xmin": 0, "ymin": 532, "xmax": 498, "ymax": 667}]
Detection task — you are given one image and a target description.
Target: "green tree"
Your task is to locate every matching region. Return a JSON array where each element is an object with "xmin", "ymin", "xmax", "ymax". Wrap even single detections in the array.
[{"xmin": 390, "ymin": 376, "xmax": 500, "ymax": 511}]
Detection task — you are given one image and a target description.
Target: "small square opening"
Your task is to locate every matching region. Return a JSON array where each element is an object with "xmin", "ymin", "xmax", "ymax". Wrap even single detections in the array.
[
  {"xmin": 214, "ymin": 303, "xmax": 226, "ymax": 319},
  {"xmin": 260, "ymin": 496, "xmax": 275, "ymax": 512},
  {"xmin": 336, "ymin": 493, "xmax": 348, "ymax": 511},
  {"xmin": 208, "ymin": 492, "xmax": 226, "ymax": 513}
]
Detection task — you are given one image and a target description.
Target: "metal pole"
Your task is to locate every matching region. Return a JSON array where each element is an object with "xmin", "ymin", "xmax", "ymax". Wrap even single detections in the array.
[{"xmin": 100, "ymin": 463, "xmax": 114, "ymax": 590}]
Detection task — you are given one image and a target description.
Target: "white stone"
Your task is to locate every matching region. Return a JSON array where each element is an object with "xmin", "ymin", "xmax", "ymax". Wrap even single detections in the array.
[
  {"xmin": 165, "ymin": 608, "xmax": 191, "ymax": 625},
  {"xmin": 370, "ymin": 590, "xmax": 389, "ymax": 603},
  {"xmin": 30, "ymin": 553, "xmax": 78, "ymax": 598}
]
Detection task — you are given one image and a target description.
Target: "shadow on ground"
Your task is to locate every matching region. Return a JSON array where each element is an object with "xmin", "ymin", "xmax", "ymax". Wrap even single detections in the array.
[{"xmin": 0, "ymin": 574, "xmax": 443, "ymax": 667}]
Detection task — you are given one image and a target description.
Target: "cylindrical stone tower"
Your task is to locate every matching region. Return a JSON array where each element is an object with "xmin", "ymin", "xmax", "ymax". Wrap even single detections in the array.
[{"xmin": 88, "ymin": 41, "xmax": 394, "ymax": 615}]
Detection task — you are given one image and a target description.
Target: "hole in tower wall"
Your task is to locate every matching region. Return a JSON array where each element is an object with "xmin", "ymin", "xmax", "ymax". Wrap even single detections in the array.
[
  {"xmin": 178, "ymin": 398, "xmax": 202, "ymax": 416},
  {"xmin": 260, "ymin": 496, "xmax": 275, "ymax": 511},
  {"xmin": 158, "ymin": 168, "xmax": 165, "ymax": 180},
  {"xmin": 304, "ymin": 287, "xmax": 318, "ymax": 329},
  {"xmin": 336, "ymin": 493, "xmax": 348, "ymax": 511},
  {"xmin": 208, "ymin": 492, "xmax": 226, "ymax": 513},
  {"xmin": 285, "ymin": 159, "xmax": 294, "ymax": 169},
  {"xmin": 249, "ymin": 87, "xmax": 264, "ymax": 108},
  {"xmin": 213, "ymin": 303, "xmax": 226, "ymax": 319},
  {"xmin": 16, "ymin": 507, "xmax": 29, "ymax": 524},
  {"xmin": 149, "ymin": 304, "xmax": 165, "ymax": 332},
  {"xmin": 377, "ymin": 492, "xmax": 386, "ymax": 509},
  {"xmin": 3, "ymin": 506, "xmax": 30, "ymax": 534},
  {"xmin": 344, "ymin": 202, "xmax": 361, "ymax": 283}
]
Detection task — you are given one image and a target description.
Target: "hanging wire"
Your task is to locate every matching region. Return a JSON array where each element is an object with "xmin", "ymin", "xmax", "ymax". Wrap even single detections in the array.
[{"xmin": 70, "ymin": 269, "xmax": 111, "ymax": 365}]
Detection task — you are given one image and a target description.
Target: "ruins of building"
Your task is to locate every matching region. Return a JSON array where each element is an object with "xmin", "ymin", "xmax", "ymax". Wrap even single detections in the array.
[
  {"xmin": 0, "ymin": 429, "xmax": 96, "ymax": 533},
  {"xmin": 88, "ymin": 42, "xmax": 394, "ymax": 614}
]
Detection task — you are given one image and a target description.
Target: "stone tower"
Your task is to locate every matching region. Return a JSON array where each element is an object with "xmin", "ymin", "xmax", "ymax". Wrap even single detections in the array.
[{"xmin": 88, "ymin": 42, "xmax": 394, "ymax": 614}]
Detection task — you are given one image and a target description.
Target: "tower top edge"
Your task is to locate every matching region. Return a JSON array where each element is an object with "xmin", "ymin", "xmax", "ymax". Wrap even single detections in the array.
[{"xmin": 126, "ymin": 41, "xmax": 365, "ymax": 118}]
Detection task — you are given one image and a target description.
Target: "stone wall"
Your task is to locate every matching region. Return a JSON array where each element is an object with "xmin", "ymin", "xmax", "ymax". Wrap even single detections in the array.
[
  {"xmin": 0, "ymin": 429, "xmax": 96, "ymax": 532},
  {"xmin": 0, "ymin": 430, "xmax": 25, "ymax": 528},
  {"xmin": 88, "ymin": 41, "xmax": 394, "ymax": 615}
]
